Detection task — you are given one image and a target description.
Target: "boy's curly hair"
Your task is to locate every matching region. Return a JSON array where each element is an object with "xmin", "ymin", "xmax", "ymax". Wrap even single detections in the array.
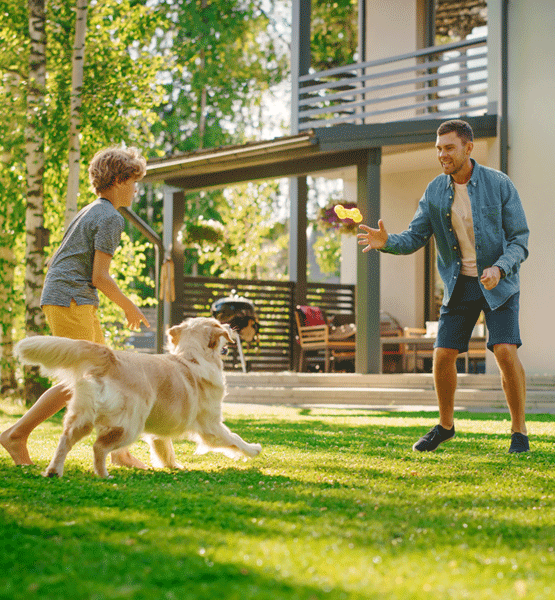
[{"xmin": 88, "ymin": 146, "xmax": 147, "ymax": 194}]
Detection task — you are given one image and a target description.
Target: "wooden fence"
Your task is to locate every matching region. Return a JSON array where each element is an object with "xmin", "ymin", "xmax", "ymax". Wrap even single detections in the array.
[{"xmin": 177, "ymin": 276, "xmax": 355, "ymax": 371}]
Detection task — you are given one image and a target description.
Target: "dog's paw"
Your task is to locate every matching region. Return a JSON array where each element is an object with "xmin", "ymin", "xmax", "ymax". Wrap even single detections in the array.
[
  {"xmin": 42, "ymin": 469, "xmax": 61, "ymax": 478},
  {"xmin": 243, "ymin": 443, "xmax": 262, "ymax": 458}
]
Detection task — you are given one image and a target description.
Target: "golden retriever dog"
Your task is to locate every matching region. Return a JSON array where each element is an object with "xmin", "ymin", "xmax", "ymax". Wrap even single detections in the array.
[{"xmin": 15, "ymin": 317, "xmax": 261, "ymax": 478}]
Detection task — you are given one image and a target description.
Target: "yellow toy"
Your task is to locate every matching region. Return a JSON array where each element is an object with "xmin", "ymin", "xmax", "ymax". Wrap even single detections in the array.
[{"xmin": 334, "ymin": 204, "xmax": 362, "ymax": 223}]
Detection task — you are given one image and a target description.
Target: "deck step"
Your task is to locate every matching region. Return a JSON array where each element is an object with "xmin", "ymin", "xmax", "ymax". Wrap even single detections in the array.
[{"xmin": 224, "ymin": 372, "xmax": 555, "ymax": 413}]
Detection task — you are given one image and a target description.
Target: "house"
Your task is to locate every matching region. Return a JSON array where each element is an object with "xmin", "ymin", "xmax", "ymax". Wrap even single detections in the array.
[{"xmin": 140, "ymin": 0, "xmax": 555, "ymax": 376}]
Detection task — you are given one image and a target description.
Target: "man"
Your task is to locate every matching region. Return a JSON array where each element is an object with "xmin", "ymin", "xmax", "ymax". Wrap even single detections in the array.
[{"xmin": 358, "ymin": 119, "xmax": 530, "ymax": 453}]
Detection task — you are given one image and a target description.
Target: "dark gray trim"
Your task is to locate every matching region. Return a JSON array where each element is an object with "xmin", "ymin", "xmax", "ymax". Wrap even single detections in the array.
[
  {"xmin": 289, "ymin": 176, "xmax": 308, "ymax": 370},
  {"xmin": 314, "ymin": 115, "xmax": 497, "ymax": 151},
  {"xmin": 500, "ymin": 0, "xmax": 508, "ymax": 174},
  {"xmin": 358, "ymin": 0, "xmax": 366, "ymax": 63},
  {"xmin": 291, "ymin": 0, "xmax": 311, "ymax": 134},
  {"xmin": 289, "ymin": 177, "xmax": 308, "ymax": 298},
  {"xmin": 170, "ymin": 190, "xmax": 185, "ymax": 328},
  {"xmin": 425, "ymin": 0, "xmax": 435, "ymax": 47},
  {"xmin": 356, "ymin": 148, "xmax": 381, "ymax": 374},
  {"xmin": 163, "ymin": 148, "xmax": 370, "ymax": 191}
]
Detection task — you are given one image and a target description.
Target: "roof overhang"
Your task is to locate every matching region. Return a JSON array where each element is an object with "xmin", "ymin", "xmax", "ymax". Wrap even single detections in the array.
[{"xmin": 143, "ymin": 115, "xmax": 497, "ymax": 191}]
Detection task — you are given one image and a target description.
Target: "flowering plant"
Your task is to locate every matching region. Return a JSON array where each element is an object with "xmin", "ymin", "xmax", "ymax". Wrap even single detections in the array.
[{"xmin": 317, "ymin": 201, "xmax": 360, "ymax": 235}]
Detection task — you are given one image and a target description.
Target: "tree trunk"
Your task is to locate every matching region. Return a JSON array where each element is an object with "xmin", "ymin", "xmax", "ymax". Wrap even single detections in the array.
[
  {"xmin": 0, "ymin": 71, "xmax": 23, "ymax": 392},
  {"xmin": 65, "ymin": 0, "xmax": 89, "ymax": 228},
  {"xmin": 0, "ymin": 244, "xmax": 18, "ymax": 392},
  {"xmin": 24, "ymin": 0, "xmax": 48, "ymax": 404}
]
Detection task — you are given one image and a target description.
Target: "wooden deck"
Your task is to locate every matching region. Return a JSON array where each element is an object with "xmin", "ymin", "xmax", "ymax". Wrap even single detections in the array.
[{"xmin": 224, "ymin": 372, "xmax": 555, "ymax": 414}]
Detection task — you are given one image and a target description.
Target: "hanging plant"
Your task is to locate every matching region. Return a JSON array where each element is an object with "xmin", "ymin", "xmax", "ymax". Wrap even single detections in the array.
[
  {"xmin": 317, "ymin": 201, "xmax": 360, "ymax": 235},
  {"xmin": 179, "ymin": 217, "xmax": 225, "ymax": 246}
]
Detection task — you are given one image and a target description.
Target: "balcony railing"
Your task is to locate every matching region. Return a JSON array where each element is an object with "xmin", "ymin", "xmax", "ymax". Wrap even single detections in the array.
[{"xmin": 297, "ymin": 36, "xmax": 489, "ymax": 131}]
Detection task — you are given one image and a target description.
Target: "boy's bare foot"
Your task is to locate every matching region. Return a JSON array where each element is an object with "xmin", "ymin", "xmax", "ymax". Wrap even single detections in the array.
[
  {"xmin": 110, "ymin": 447, "xmax": 150, "ymax": 470},
  {"xmin": 0, "ymin": 428, "xmax": 34, "ymax": 465}
]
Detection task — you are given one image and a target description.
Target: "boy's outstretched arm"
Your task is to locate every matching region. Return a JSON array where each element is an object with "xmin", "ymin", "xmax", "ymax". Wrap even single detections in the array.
[
  {"xmin": 357, "ymin": 220, "xmax": 388, "ymax": 252},
  {"xmin": 92, "ymin": 249, "xmax": 150, "ymax": 330}
]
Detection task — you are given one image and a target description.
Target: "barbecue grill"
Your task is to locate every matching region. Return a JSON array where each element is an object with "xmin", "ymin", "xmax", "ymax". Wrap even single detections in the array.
[{"xmin": 211, "ymin": 294, "xmax": 260, "ymax": 371}]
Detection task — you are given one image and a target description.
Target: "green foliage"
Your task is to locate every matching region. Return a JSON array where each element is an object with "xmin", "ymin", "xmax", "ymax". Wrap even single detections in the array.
[
  {"xmin": 0, "ymin": 0, "xmax": 167, "ymax": 372},
  {"xmin": 43, "ymin": 0, "xmax": 168, "ymax": 211},
  {"xmin": 1, "ymin": 402, "xmax": 555, "ymax": 599},
  {"xmin": 196, "ymin": 181, "xmax": 288, "ymax": 280},
  {"xmin": 181, "ymin": 217, "xmax": 225, "ymax": 246},
  {"xmin": 151, "ymin": 0, "xmax": 287, "ymax": 154},
  {"xmin": 312, "ymin": 0, "xmax": 358, "ymax": 71},
  {"xmin": 313, "ymin": 230, "xmax": 341, "ymax": 277}
]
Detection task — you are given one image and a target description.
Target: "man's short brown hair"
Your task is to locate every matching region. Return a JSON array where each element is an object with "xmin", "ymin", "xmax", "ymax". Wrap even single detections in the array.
[
  {"xmin": 88, "ymin": 146, "xmax": 147, "ymax": 194},
  {"xmin": 437, "ymin": 119, "xmax": 474, "ymax": 144}
]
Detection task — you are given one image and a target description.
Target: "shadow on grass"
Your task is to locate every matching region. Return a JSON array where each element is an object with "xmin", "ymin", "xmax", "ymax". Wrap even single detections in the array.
[
  {"xmin": 2, "ymin": 407, "xmax": 555, "ymax": 600},
  {"xmin": 0, "ymin": 516, "xmax": 377, "ymax": 600}
]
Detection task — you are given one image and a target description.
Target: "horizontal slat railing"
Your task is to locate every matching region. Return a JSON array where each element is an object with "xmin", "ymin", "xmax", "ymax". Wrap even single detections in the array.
[
  {"xmin": 176, "ymin": 277, "xmax": 355, "ymax": 372},
  {"xmin": 297, "ymin": 36, "xmax": 488, "ymax": 130}
]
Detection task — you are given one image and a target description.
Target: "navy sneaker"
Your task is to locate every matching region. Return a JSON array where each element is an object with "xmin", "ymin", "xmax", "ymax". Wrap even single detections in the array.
[
  {"xmin": 509, "ymin": 432, "xmax": 530, "ymax": 453},
  {"xmin": 412, "ymin": 424, "xmax": 455, "ymax": 452}
]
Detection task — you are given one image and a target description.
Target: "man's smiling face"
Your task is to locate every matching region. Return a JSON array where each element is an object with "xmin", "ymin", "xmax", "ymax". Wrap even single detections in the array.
[{"xmin": 436, "ymin": 131, "xmax": 473, "ymax": 177}]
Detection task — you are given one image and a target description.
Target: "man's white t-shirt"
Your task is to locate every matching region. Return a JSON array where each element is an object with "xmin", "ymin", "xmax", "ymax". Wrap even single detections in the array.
[{"xmin": 451, "ymin": 182, "xmax": 478, "ymax": 277}]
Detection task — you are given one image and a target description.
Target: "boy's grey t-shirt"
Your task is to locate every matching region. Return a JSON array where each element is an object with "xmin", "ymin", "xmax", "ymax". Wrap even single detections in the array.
[{"xmin": 41, "ymin": 198, "xmax": 125, "ymax": 307}]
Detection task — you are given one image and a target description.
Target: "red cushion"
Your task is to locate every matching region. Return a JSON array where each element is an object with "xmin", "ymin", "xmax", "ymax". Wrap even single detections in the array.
[{"xmin": 297, "ymin": 305, "xmax": 326, "ymax": 326}]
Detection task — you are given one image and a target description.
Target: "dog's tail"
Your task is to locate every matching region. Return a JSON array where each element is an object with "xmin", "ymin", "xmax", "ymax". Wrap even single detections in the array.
[{"xmin": 15, "ymin": 336, "xmax": 116, "ymax": 384}]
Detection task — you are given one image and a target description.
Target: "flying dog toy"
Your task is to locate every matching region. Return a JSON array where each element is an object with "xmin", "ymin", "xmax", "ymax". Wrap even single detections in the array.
[{"xmin": 334, "ymin": 204, "xmax": 363, "ymax": 223}]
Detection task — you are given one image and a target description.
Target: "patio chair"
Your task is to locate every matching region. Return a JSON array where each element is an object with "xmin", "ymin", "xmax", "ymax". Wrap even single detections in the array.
[{"xmin": 294, "ymin": 305, "xmax": 356, "ymax": 372}]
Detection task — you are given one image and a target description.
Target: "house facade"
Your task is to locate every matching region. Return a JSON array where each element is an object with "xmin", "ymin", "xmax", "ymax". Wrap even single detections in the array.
[
  {"xmin": 142, "ymin": 0, "xmax": 555, "ymax": 375},
  {"xmin": 289, "ymin": 0, "xmax": 555, "ymax": 376}
]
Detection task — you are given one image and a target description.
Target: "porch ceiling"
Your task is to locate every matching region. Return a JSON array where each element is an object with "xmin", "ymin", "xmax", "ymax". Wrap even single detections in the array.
[{"xmin": 143, "ymin": 116, "xmax": 497, "ymax": 190}]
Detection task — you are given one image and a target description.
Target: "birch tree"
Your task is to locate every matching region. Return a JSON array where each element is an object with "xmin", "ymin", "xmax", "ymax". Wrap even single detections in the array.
[
  {"xmin": 0, "ymin": 1, "xmax": 27, "ymax": 390},
  {"xmin": 24, "ymin": 0, "xmax": 48, "ymax": 400},
  {"xmin": 64, "ymin": 0, "xmax": 88, "ymax": 227}
]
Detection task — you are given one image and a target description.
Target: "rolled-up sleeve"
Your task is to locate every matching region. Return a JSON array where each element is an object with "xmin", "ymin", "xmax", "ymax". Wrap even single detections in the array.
[
  {"xmin": 381, "ymin": 192, "xmax": 434, "ymax": 255},
  {"xmin": 492, "ymin": 178, "xmax": 529, "ymax": 278}
]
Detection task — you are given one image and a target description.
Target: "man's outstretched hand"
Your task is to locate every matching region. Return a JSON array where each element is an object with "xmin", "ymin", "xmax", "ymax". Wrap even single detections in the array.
[{"xmin": 357, "ymin": 220, "xmax": 388, "ymax": 252}]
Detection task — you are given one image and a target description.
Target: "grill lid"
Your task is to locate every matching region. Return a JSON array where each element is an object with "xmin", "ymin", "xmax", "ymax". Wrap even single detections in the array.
[{"xmin": 211, "ymin": 295, "xmax": 259, "ymax": 343}]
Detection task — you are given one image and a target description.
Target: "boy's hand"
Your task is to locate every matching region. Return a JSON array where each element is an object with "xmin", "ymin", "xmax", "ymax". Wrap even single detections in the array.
[
  {"xmin": 126, "ymin": 305, "xmax": 150, "ymax": 330},
  {"xmin": 357, "ymin": 220, "xmax": 388, "ymax": 252}
]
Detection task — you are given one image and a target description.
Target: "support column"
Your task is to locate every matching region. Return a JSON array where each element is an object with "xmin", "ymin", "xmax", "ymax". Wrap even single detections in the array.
[
  {"xmin": 289, "ymin": 176, "xmax": 308, "ymax": 370},
  {"xmin": 290, "ymin": 176, "xmax": 308, "ymax": 306},
  {"xmin": 163, "ymin": 186, "xmax": 185, "ymax": 327},
  {"xmin": 290, "ymin": 0, "xmax": 311, "ymax": 369},
  {"xmin": 486, "ymin": 0, "xmax": 507, "ymax": 173},
  {"xmin": 356, "ymin": 148, "xmax": 381, "ymax": 374}
]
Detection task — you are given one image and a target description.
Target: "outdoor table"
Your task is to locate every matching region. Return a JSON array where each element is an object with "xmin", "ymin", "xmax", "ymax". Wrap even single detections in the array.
[{"xmin": 379, "ymin": 336, "xmax": 486, "ymax": 374}]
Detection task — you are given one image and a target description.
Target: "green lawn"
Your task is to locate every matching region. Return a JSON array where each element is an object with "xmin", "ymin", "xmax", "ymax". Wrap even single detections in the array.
[{"xmin": 1, "ymin": 396, "xmax": 554, "ymax": 600}]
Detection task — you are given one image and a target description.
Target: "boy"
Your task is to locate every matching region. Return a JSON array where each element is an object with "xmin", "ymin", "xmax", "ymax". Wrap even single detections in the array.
[{"xmin": 1, "ymin": 146, "xmax": 151, "ymax": 467}]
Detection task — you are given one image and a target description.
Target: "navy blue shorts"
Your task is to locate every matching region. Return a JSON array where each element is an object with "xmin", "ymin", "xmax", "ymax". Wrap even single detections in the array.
[{"xmin": 436, "ymin": 275, "xmax": 522, "ymax": 354}]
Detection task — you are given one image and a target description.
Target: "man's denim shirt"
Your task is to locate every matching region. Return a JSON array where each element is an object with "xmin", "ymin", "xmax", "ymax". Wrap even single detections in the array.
[{"xmin": 381, "ymin": 160, "xmax": 529, "ymax": 310}]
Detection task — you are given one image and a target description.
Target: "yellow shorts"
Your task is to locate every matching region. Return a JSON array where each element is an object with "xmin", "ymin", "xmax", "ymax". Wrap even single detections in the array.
[{"xmin": 42, "ymin": 300, "xmax": 105, "ymax": 345}]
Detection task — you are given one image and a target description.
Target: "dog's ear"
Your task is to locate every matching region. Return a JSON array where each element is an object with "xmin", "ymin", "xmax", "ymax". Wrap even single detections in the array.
[
  {"xmin": 208, "ymin": 323, "xmax": 234, "ymax": 349},
  {"xmin": 167, "ymin": 325, "xmax": 182, "ymax": 347},
  {"xmin": 221, "ymin": 324, "xmax": 234, "ymax": 344}
]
